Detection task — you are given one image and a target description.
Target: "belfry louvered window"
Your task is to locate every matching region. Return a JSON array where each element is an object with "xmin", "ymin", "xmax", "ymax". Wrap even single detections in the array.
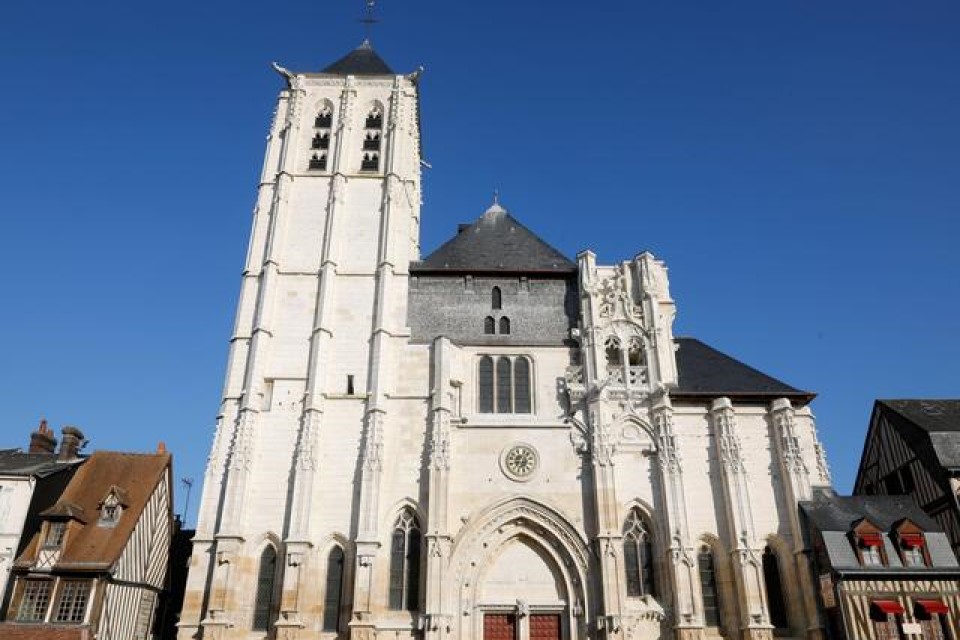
[
  {"xmin": 309, "ymin": 104, "xmax": 333, "ymax": 171},
  {"xmin": 623, "ymin": 509, "xmax": 655, "ymax": 597},
  {"xmin": 253, "ymin": 545, "xmax": 278, "ymax": 631},
  {"xmin": 323, "ymin": 546, "xmax": 345, "ymax": 631},
  {"xmin": 389, "ymin": 509, "xmax": 421, "ymax": 611},
  {"xmin": 361, "ymin": 106, "xmax": 383, "ymax": 172},
  {"xmin": 478, "ymin": 355, "xmax": 532, "ymax": 414}
]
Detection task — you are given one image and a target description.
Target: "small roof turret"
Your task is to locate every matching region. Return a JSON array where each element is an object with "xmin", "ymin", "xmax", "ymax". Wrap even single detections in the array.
[{"xmin": 321, "ymin": 40, "xmax": 394, "ymax": 76}]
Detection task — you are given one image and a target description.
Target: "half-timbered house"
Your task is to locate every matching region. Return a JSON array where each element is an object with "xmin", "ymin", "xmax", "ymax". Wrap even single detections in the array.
[
  {"xmin": 854, "ymin": 400, "xmax": 960, "ymax": 556},
  {"xmin": 0, "ymin": 447, "xmax": 174, "ymax": 640},
  {"xmin": 801, "ymin": 492, "xmax": 960, "ymax": 640}
]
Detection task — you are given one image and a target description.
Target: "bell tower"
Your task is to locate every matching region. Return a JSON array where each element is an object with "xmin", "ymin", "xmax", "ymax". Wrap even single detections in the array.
[{"xmin": 178, "ymin": 41, "xmax": 422, "ymax": 638}]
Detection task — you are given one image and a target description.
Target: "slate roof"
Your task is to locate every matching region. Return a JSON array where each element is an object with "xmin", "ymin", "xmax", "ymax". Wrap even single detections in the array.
[
  {"xmin": 801, "ymin": 493, "xmax": 960, "ymax": 572},
  {"xmin": 15, "ymin": 450, "xmax": 170, "ymax": 571},
  {"xmin": 673, "ymin": 337, "xmax": 814, "ymax": 403},
  {"xmin": 321, "ymin": 40, "xmax": 394, "ymax": 76},
  {"xmin": 413, "ymin": 203, "xmax": 576, "ymax": 274},
  {"xmin": 878, "ymin": 400, "xmax": 960, "ymax": 471},
  {"xmin": 0, "ymin": 449, "xmax": 77, "ymax": 479}
]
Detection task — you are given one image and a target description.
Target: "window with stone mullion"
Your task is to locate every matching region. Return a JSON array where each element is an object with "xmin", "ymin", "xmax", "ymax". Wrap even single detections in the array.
[
  {"xmin": 389, "ymin": 510, "xmax": 421, "ymax": 611},
  {"xmin": 698, "ymin": 550, "xmax": 721, "ymax": 627},
  {"xmin": 479, "ymin": 356, "xmax": 532, "ymax": 414},
  {"xmin": 623, "ymin": 510, "xmax": 655, "ymax": 597}
]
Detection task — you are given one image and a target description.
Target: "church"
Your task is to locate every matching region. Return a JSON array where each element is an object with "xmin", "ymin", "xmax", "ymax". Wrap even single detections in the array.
[{"xmin": 177, "ymin": 40, "xmax": 834, "ymax": 640}]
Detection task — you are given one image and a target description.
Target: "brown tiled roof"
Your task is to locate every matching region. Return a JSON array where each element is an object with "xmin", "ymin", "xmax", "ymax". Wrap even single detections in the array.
[{"xmin": 15, "ymin": 450, "xmax": 170, "ymax": 571}]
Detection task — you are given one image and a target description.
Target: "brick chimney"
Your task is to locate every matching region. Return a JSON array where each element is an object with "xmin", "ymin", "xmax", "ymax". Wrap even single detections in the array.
[
  {"xmin": 28, "ymin": 419, "xmax": 57, "ymax": 454},
  {"xmin": 58, "ymin": 426, "xmax": 86, "ymax": 461}
]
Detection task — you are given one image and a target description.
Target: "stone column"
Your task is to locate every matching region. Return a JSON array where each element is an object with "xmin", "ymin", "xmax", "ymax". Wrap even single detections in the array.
[
  {"xmin": 710, "ymin": 398, "xmax": 772, "ymax": 640},
  {"xmin": 769, "ymin": 399, "xmax": 824, "ymax": 640},
  {"xmin": 424, "ymin": 337, "xmax": 454, "ymax": 640},
  {"xmin": 652, "ymin": 397, "xmax": 702, "ymax": 640}
]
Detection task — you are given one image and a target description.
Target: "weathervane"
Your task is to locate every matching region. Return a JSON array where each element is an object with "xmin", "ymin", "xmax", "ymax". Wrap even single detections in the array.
[{"xmin": 359, "ymin": 0, "xmax": 379, "ymax": 43}]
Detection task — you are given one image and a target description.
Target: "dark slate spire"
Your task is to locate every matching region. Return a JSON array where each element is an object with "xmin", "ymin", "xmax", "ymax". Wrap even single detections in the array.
[
  {"xmin": 321, "ymin": 40, "xmax": 394, "ymax": 76},
  {"xmin": 414, "ymin": 200, "xmax": 576, "ymax": 273}
]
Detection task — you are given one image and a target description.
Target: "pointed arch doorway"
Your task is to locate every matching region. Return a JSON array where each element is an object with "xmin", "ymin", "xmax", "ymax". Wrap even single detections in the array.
[{"xmin": 479, "ymin": 537, "xmax": 565, "ymax": 640}]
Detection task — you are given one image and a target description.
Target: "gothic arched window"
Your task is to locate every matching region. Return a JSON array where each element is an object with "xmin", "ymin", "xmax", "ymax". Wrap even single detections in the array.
[
  {"xmin": 763, "ymin": 546, "xmax": 788, "ymax": 629},
  {"xmin": 628, "ymin": 337, "xmax": 644, "ymax": 366},
  {"xmin": 479, "ymin": 355, "xmax": 531, "ymax": 414},
  {"xmin": 389, "ymin": 509, "xmax": 421, "ymax": 611},
  {"xmin": 322, "ymin": 546, "xmax": 345, "ymax": 632},
  {"xmin": 478, "ymin": 356, "xmax": 494, "ymax": 413},
  {"xmin": 361, "ymin": 106, "xmax": 383, "ymax": 172},
  {"xmin": 252, "ymin": 545, "xmax": 278, "ymax": 631},
  {"xmin": 484, "ymin": 316, "xmax": 495, "ymax": 335},
  {"xmin": 496, "ymin": 357, "xmax": 512, "ymax": 414},
  {"xmin": 310, "ymin": 104, "xmax": 334, "ymax": 171},
  {"xmin": 513, "ymin": 357, "xmax": 531, "ymax": 414},
  {"xmin": 699, "ymin": 547, "xmax": 722, "ymax": 628},
  {"xmin": 623, "ymin": 509, "xmax": 655, "ymax": 597},
  {"xmin": 499, "ymin": 317, "xmax": 511, "ymax": 335},
  {"xmin": 491, "ymin": 287, "xmax": 502, "ymax": 310},
  {"xmin": 605, "ymin": 336, "xmax": 622, "ymax": 366}
]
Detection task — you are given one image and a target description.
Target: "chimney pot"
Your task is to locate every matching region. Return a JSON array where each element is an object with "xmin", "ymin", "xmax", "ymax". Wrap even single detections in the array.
[
  {"xmin": 58, "ymin": 425, "xmax": 86, "ymax": 461},
  {"xmin": 28, "ymin": 418, "xmax": 57, "ymax": 454}
]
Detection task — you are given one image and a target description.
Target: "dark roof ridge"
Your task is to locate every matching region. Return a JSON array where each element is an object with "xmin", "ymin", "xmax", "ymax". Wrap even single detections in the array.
[{"xmin": 320, "ymin": 40, "xmax": 395, "ymax": 76}]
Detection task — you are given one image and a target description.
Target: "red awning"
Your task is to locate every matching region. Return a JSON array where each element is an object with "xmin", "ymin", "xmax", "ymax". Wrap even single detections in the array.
[
  {"xmin": 901, "ymin": 533, "xmax": 925, "ymax": 548},
  {"xmin": 860, "ymin": 533, "xmax": 883, "ymax": 547},
  {"xmin": 916, "ymin": 600, "xmax": 949, "ymax": 614},
  {"xmin": 873, "ymin": 600, "xmax": 905, "ymax": 615}
]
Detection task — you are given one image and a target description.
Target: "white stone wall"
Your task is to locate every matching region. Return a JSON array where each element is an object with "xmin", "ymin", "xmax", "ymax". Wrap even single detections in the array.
[
  {"xmin": 0, "ymin": 476, "xmax": 34, "ymax": 601},
  {"xmin": 178, "ymin": 64, "xmax": 831, "ymax": 640}
]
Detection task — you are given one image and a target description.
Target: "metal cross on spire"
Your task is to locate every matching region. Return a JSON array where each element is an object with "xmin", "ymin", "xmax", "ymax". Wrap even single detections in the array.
[{"xmin": 359, "ymin": 0, "xmax": 379, "ymax": 43}]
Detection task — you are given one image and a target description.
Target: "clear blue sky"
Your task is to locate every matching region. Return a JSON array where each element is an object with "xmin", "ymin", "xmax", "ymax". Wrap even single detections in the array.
[{"xmin": 1, "ymin": 1, "xmax": 958, "ymax": 525}]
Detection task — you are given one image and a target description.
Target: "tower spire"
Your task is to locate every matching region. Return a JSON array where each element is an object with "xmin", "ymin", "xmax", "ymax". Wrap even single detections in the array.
[{"xmin": 359, "ymin": 0, "xmax": 379, "ymax": 44}]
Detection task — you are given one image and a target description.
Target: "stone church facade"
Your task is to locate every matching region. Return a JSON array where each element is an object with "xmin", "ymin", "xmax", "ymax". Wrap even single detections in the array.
[{"xmin": 177, "ymin": 42, "xmax": 833, "ymax": 640}]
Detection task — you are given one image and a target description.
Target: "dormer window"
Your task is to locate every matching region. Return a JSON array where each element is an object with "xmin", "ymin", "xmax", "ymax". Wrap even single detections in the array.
[
  {"xmin": 894, "ymin": 521, "xmax": 928, "ymax": 567},
  {"xmin": 851, "ymin": 520, "xmax": 887, "ymax": 567},
  {"xmin": 98, "ymin": 487, "xmax": 127, "ymax": 527},
  {"xmin": 44, "ymin": 522, "xmax": 66, "ymax": 549}
]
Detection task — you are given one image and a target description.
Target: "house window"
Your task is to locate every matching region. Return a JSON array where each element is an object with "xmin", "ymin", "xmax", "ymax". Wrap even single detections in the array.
[
  {"xmin": 478, "ymin": 356, "xmax": 532, "ymax": 414},
  {"xmin": 252, "ymin": 545, "xmax": 278, "ymax": 631},
  {"xmin": 491, "ymin": 287, "xmax": 502, "ymax": 310},
  {"xmin": 899, "ymin": 532, "xmax": 927, "ymax": 567},
  {"xmin": 16, "ymin": 579, "xmax": 52, "ymax": 622},
  {"xmin": 360, "ymin": 107, "xmax": 383, "ymax": 172},
  {"xmin": 871, "ymin": 601, "xmax": 905, "ymax": 640},
  {"xmin": 323, "ymin": 546, "xmax": 345, "ymax": 632},
  {"xmin": 855, "ymin": 530, "xmax": 886, "ymax": 567},
  {"xmin": 388, "ymin": 509, "xmax": 421, "ymax": 611},
  {"xmin": 762, "ymin": 547, "xmax": 788, "ymax": 629},
  {"xmin": 53, "ymin": 580, "xmax": 90, "ymax": 623},
  {"xmin": 915, "ymin": 600, "xmax": 950, "ymax": 640},
  {"xmin": 44, "ymin": 522, "xmax": 66, "ymax": 549},
  {"xmin": 623, "ymin": 509, "xmax": 655, "ymax": 597},
  {"xmin": 698, "ymin": 548, "xmax": 722, "ymax": 628}
]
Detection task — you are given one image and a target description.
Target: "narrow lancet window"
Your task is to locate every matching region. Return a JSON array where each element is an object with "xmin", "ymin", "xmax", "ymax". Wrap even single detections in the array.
[
  {"xmin": 763, "ymin": 547, "xmax": 788, "ymax": 629},
  {"xmin": 699, "ymin": 548, "xmax": 721, "ymax": 627},
  {"xmin": 253, "ymin": 545, "xmax": 278, "ymax": 631},
  {"xmin": 323, "ymin": 546, "xmax": 345, "ymax": 632},
  {"xmin": 491, "ymin": 287, "xmax": 502, "ymax": 310},
  {"xmin": 514, "ymin": 358, "xmax": 531, "ymax": 413},
  {"xmin": 499, "ymin": 317, "xmax": 511, "ymax": 335},
  {"xmin": 623, "ymin": 509, "xmax": 655, "ymax": 597},
  {"xmin": 389, "ymin": 509, "xmax": 421, "ymax": 611},
  {"xmin": 484, "ymin": 316, "xmax": 496, "ymax": 335},
  {"xmin": 496, "ymin": 357, "xmax": 512, "ymax": 413},
  {"xmin": 479, "ymin": 356, "xmax": 494, "ymax": 413}
]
